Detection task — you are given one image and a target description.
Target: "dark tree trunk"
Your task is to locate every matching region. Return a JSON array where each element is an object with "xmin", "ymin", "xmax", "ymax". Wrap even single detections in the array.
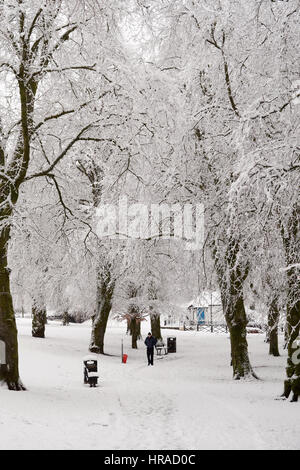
[
  {"xmin": 126, "ymin": 283, "xmax": 142, "ymax": 349},
  {"xmin": 215, "ymin": 237, "xmax": 258, "ymax": 380},
  {"xmin": 268, "ymin": 300, "xmax": 280, "ymax": 357},
  {"xmin": 224, "ymin": 294, "xmax": 257, "ymax": 380},
  {"xmin": 32, "ymin": 302, "xmax": 47, "ymax": 338},
  {"xmin": 281, "ymin": 205, "xmax": 300, "ymax": 401},
  {"xmin": 0, "ymin": 9, "xmax": 87, "ymax": 390},
  {"xmin": 130, "ymin": 317, "xmax": 139, "ymax": 349},
  {"xmin": 62, "ymin": 311, "xmax": 69, "ymax": 326},
  {"xmin": 0, "ymin": 30, "xmax": 37, "ymax": 390},
  {"xmin": 78, "ymin": 159, "xmax": 113, "ymax": 356},
  {"xmin": 148, "ymin": 281, "xmax": 162, "ymax": 340},
  {"xmin": 89, "ymin": 268, "xmax": 115, "ymax": 355},
  {"xmin": 282, "ymin": 298, "xmax": 300, "ymax": 401},
  {"xmin": 150, "ymin": 313, "xmax": 162, "ymax": 341},
  {"xmin": 0, "ymin": 226, "xmax": 25, "ymax": 390},
  {"xmin": 128, "ymin": 306, "xmax": 141, "ymax": 349}
]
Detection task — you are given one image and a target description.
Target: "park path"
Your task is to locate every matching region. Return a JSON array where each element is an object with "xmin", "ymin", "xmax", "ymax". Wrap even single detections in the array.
[
  {"xmin": 110, "ymin": 347, "xmax": 267, "ymax": 450},
  {"xmin": 1, "ymin": 319, "xmax": 298, "ymax": 450}
]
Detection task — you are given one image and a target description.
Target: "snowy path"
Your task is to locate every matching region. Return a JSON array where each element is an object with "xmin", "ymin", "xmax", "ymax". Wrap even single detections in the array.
[{"xmin": 0, "ymin": 319, "xmax": 299, "ymax": 450}]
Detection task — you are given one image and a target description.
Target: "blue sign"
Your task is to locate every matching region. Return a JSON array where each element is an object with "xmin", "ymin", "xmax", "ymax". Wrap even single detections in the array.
[{"xmin": 197, "ymin": 308, "xmax": 205, "ymax": 325}]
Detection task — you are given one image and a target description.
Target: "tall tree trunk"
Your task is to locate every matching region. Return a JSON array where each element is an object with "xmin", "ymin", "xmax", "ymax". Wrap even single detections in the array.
[
  {"xmin": 130, "ymin": 317, "xmax": 139, "ymax": 349},
  {"xmin": 126, "ymin": 283, "xmax": 142, "ymax": 349},
  {"xmin": 148, "ymin": 281, "xmax": 162, "ymax": 340},
  {"xmin": 0, "ymin": 226, "xmax": 25, "ymax": 390},
  {"xmin": 32, "ymin": 301, "xmax": 47, "ymax": 338},
  {"xmin": 0, "ymin": 6, "xmax": 88, "ymax": 390},
  {"xmin": 150, "ymin": 313, "xmax": 162, "ymax": 341},
  {"xmin": 281, "ymin": 205, "xmax": 300, "ymax": 401},
  {"xmin": 0, "ymin": 31, "xmax": 37, "ymax": 390},
  {"xmin": 268, "ymin": 300, "xmax": 280, "ymax": 357},
  {"xmin": 215, "ymin": 237, "xmax": 258, "ymax": 380},
  {"xmin": 127, "ymin": 305, "xmax": 141, "ymax": 350},
  {"xmin": 223, "ymin": 291, "xmax": 257, "ymax": 380},
  {"xmin": 282, "ymin": 298, "xmax": 300, "ymax": 401},
  {"xmin": 89, "ymin": 267, "xmax": 114, "ymax": 355}
]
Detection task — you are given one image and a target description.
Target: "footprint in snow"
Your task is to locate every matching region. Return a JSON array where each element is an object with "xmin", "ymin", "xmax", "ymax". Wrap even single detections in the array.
[{"xmin": 88, "ymin": 422, "xmax": 109, "ymax": 427}]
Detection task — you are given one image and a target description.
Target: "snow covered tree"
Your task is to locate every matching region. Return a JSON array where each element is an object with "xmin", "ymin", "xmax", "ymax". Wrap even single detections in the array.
[
  {"xmin": 139, "ymin": 0, "xmax": 299, "ymax": 380},
  {"xmin": 0, "ymin": 0, "xmax": 143, "ymax": 389}
]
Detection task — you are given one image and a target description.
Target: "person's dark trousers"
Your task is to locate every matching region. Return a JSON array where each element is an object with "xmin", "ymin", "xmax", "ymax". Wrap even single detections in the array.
[{"xmin": 147, "ymin": 347, "xmax": 154, "ymax": 365}]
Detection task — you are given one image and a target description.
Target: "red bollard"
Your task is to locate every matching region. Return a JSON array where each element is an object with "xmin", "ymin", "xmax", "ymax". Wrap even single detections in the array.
[{"xmin": 122, "ymin": 354, "xmax": 128, "ymax": 364}]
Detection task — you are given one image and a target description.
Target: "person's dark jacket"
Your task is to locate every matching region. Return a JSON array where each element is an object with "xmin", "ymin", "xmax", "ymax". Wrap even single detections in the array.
[{"xmin": 145, "ymin": 336, "xmax": 157, "ymax": 349}]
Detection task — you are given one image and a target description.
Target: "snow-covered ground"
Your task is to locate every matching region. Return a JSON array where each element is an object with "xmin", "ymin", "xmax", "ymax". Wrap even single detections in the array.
[{"xmin": 0, "ymin": 319, "xmax": 299, "ymax": 450}]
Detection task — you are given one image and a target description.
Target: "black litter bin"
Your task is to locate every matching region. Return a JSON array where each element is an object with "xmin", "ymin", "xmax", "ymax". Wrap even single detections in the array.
[
  {"xmin": 83, "ymin": 355, "xmax": 99, "ymax": 387},
  {"xmin": 167, "ymin": 337, "xmax": 176, "ymax": 353}
]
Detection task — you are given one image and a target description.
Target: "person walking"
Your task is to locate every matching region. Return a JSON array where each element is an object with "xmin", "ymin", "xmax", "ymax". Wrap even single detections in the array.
[{"xmin": 145, "ymin": 332, "xmax": 157, "ymax": 366}]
